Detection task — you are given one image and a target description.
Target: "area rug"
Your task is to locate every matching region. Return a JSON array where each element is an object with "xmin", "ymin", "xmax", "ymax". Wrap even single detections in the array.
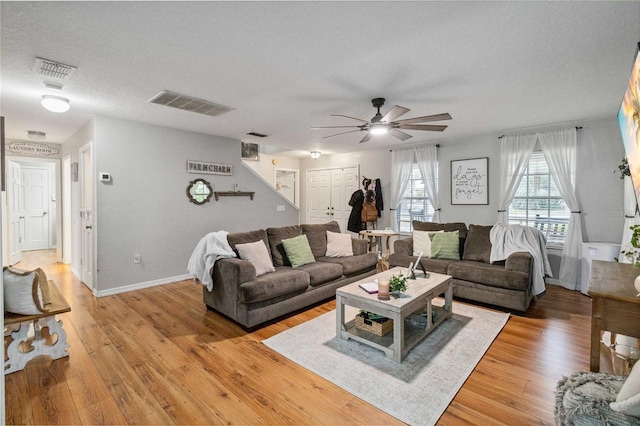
[{"xmin": 263, "ymin": 302, "xmax": 509, "ymax": 425}]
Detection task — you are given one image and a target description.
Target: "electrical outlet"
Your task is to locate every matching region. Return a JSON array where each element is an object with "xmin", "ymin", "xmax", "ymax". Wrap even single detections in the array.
[
  {"xmin": 276, "ymin": 205, "xmax": 285, "ymax": 212},
  {"xmin": 133, "ymin": 254, "xmax": 141, "ymax": 264}
]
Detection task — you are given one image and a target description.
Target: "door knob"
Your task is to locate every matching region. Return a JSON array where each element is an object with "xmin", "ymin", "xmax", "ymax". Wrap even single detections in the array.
[
  {"xmin": 85, "ymin": 225, "xmax": 93, "ymax": 229},
  {"xmin": 43, "ymin": 212, "xmax": 47, "ymax": 215}
]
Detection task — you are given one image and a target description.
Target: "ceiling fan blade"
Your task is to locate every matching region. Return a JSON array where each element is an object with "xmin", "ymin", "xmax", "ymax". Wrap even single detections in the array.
[
  {"xmin": 311, "ymin": 126, "xmax": 363, "ymax": 129},
  {"xmin": 388, "ymin": 128, "xmax": 412, "ymax": 141},
  {"xmin": 331, "ymin": 114, "xmax": 369, "ymax": 123},
  {"xmin": 393, "ymin": 113, "xmax": 452, "ymax": 125},
  {"xmin": 359, "ymin": 133, "xmax": 372, "ymax": 144},
  {"xmin": 322, "ymin": 129, "xmax": 363, "ymax": 139},
  {"xmin": 397, "ymin": 124, "xmax": 448, "ymax": 132},
  {"xmin": 381, "ymin": 105, "xmax": 410, "ymax": 123}
]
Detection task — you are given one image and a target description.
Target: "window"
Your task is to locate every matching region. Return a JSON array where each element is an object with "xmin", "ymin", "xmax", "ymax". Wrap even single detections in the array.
[
  {"xmin": 508, "ymin": 151, "xmax": 570, "ymax": 246},
  {"xmin": 396, "ymin": 163, "xmax": 435, "ymax": 233}
]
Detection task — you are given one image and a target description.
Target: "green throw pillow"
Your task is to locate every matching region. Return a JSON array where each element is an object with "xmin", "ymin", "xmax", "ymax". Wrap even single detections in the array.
[
  {"xmin": 281, "ymin": 234, "xmax": 315, "ymax": 268},
  {"xmin": 430, "ymin": 231, "xmax": 460, "ymax": 260}
]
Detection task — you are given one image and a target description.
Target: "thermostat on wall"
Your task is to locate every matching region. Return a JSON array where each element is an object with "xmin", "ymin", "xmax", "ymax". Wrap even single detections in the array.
[{"xmin": 99, "ymin": 172, "xmax": 111, "ymax": 182}]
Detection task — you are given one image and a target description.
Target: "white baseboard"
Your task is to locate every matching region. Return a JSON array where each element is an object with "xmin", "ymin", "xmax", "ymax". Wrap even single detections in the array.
[{"xmin": 95, "ymin": 274, "xmax": 194, "ymax": 298}]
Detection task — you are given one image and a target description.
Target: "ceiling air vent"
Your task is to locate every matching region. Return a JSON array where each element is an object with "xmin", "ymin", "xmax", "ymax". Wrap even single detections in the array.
[
  {"xmin": 148, "ymin": 90, "xmax": 234, "ymax": 117},
  {"xmin": 32, "ymin": 57, "xmax": 77, "ymax": 81},
  {"xmin": 245, "ymin": 131, "xmax": 269, "ymax": 138}
]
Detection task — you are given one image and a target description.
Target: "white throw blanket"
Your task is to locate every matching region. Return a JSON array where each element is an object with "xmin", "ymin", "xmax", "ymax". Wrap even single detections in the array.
[
  {"xmin": 187, "ymin": 231, "xmax": 236, "ymax": 291},
  {"xmin": 490, "ymin": 224, "xmax": 552, "ymax": 297}
]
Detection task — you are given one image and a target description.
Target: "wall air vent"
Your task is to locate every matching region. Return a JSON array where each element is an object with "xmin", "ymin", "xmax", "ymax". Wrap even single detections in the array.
[
  {"xmin": 245, "ymin": 131, "xmax": 269, "ymax": 138},
  {"xmin": 32, "ymin": 57, "xmax": 77, "ymax": 81},
  {"xmin": 148, "ymin": 90, "xmax": 234, "ymax": 117}
]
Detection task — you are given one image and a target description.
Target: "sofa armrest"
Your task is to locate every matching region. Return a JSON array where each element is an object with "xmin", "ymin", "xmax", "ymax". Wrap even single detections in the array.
[
  {"xmin": 393, "ymin": 237, "xmax": 413, "ymax": 257},
  {"xmin": 212, "ymin": 258, "xmax": 257, "ymax": 289},
  {"xmin": 505, "ymin": 252, "xmax": 533, "ymax": 275},
  {"xmin": 352, "ymin": 238, "xmax": 367, "ymax": 255}
]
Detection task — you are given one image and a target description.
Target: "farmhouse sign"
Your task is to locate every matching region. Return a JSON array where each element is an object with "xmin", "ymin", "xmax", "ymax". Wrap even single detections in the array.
[
  {"xmin": 451, "ymin": 157, "xmax": 488, "ymax": 205},
  {"xmin": 187, "ymin": 160, "xmax": 232, "ymax": 176}
]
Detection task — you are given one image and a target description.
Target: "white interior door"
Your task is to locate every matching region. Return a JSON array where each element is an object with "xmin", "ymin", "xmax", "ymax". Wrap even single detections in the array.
[
  {"xmin": 330, "ymin": 167, "xmax": 358, "ymax": 233},
  {"xmin": 7, "ymin": 161, "xmax": 23, "ymax": 264},
  {"xmin": 80, "ymin": 143, "xmax": 94, "ymax": 290},
  {"xmin": 62, "ymin": 156, "xmax": 72, "ymax": 264},
  {"xmin": 306, "ymin": 169, "xmax": 331, "ymax": 224},
  {"xmin": 21, "ymin": 167, "xmax": 50, "ymax": 251}
]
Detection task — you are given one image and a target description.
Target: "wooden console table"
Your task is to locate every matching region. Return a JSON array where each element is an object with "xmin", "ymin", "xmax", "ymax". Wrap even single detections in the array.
[
  {"xmin": 588, "ymin": 260, "xmax": 640, "ymax": 372},
  {"xmin": 4, "ymin": 281, "xmax": 71, "ymax": 374}
]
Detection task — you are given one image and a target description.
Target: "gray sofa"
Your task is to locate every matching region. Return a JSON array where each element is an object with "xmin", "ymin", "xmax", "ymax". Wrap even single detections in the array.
[
  {"xmin": 388, "ymin": 222, "xmax": 534, "ymax": 312},
  {"xmin": 203, "ymin": 221, "xmax": 378, "ymax": 328}
]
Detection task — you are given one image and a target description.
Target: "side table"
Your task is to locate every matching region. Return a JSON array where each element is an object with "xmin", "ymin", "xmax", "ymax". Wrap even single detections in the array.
[{"xmin": 587, "ymin": 260, "xmax": 640, "ymax": 372}]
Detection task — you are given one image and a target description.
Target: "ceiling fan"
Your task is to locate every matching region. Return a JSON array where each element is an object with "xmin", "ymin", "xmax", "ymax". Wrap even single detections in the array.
[{"xmin": 312, "ymin": 98, "xmax": 452, "ymax": 144}]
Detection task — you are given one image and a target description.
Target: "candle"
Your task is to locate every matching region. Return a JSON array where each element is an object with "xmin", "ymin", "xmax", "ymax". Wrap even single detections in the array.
[{"xmin": 378, "ymin": 280, "xmax": 390, "ymax": 299}]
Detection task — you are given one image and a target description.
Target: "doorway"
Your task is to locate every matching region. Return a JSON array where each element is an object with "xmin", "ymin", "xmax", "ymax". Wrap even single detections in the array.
[
  {"xmin": 274, "ymin": 168, "xmax": 298, "ymax": 207},
  {"xmin": 3, "ymin": 157, "xmax": 60, "ymax": 266},
  {"xmin": 79, "ymin": 142, "xmax": 94, "ymax": 291}
]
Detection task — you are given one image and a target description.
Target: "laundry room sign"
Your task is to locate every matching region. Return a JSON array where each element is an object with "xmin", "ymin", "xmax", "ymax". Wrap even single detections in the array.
[{"xmin": 7, "ymin": 142, "xmax": 59, "ymax": 157}]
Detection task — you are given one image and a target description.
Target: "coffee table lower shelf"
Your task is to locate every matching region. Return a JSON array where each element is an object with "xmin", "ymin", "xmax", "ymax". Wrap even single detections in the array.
[{"xmin": 341, "ymin": 305, "xmax": 450, "ymax": 360}]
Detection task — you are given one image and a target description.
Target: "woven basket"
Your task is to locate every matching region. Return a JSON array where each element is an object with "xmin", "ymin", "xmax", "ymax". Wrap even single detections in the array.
[{"xmin": 355, "ymin": 314, "xmax": 393, "ymax": 336}]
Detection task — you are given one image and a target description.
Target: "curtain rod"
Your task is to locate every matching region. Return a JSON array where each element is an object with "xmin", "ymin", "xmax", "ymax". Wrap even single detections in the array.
[
  {"xmin": 498, "ymin": 126, "xmax": 582, "ymax": 140},
  {"xmin": 390, "ymin": 143, "xmax": 439, "ymax": 152}
]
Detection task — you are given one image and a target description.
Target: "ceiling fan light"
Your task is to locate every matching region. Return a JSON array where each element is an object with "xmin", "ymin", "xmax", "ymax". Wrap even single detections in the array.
[
  {"xmin": 310, "ymin": 151, "xmax": 321, "ymax": 159},
  {"xmin": 370, "ymin": 124, "xmax": 388, "ymax": 135},
  {"xmin": 41, "ymin": 95, "xmax": 70, "ymax": 113}
]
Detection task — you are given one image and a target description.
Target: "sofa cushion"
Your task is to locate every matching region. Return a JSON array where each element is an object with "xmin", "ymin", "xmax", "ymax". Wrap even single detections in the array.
[
  {"xmin": 431, "ymin": 231, "xmax": 460, "ymax": 260},
  {"xmin": 282, "ymin": 234, "xmax": 315, "ymax": 268},
  {"xmin": 413, "ymin": 221, "xmax": 467, "ymax": 258},
  {"xmin": 238, "ymin": 267, "xmax": 310, "ymax": 304},
  {"xmin": 267, "ymin": 225, "xmax": 302, "ymax": 266},
  {"xmin": 325, "ymin": 231, "xmax": 353, "ymax": 257},
  {"xmin": 301, "ymin": 221, "xmax": 341, "ymax": 258},
  {"xmin": 297, "ymin": 261, "xmax": 344, "ymax": 286},
  {"xmin": 447, "ymin": 261, "xmax": 530, "ymax": 291},
  {"xmin": 463, "ymin": 225, "xmax": 493, "ymax": 263},
  {"xmin": 227, "ymin": 229, "xmax": 269, "ymax": 255},
  {"xmin": 235, "ymin": 240, "xmax": 275, "ymax": 277},
  {"xmin": 316, "ymin": 252, "xmax": 378, "ymax": 277},
  {"xmin": 413, "ymin": 230, "xmax": 443, "ymax": 257}
]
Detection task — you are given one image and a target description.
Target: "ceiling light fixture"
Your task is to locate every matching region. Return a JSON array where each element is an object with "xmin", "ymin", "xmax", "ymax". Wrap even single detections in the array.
[
  {"xmin": 369, "ymin": 123, "xmax": 389, "ymax": 135},
  {"xmin": 41, "ymin": 95, "xmax": 70, "ymax": 113},
  {"xmin": 310, "ymin": 151, "xmax": 321, "ymax": 159}
]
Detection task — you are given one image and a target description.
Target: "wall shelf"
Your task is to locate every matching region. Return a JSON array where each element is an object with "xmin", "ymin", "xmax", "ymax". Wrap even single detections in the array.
[{"xmin": 213, "ymin": 191, "xmax": 255, "ymax": 201}]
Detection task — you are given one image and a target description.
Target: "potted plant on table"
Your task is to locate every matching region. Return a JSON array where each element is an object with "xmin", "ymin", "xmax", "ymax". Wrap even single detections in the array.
[
  {"xmin": 620, "ymin": 224, "xmax": 640, "ymax": 296},
  {"xmin": 389, "ymin": 271, "xmax": 408, "ymax": 296}
]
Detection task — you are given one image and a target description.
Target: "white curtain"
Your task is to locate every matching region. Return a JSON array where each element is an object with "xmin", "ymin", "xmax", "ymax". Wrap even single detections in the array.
[
  {"xmin": 390, "ymin": 148, "xmax": 415, "ymax": 231},
  {"xmin": 620, "ymin": 176, "xmax": 640, "ymax": 263},
  {"xmin": 497, "ymin": 134, "xmax": 537, "ymax": 223},
  {"xmin": 414, "ymin": 145, "xmax": 441, "ymax": 222},
  {"xmin": 538, "ymin": 128, "xmax": 582, "ymax": 290}
]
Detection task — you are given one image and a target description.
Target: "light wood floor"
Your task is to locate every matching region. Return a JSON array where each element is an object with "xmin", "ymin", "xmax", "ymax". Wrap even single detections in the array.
[{"xmin": 5, "ymin": 250, "xmax": 598, "ymax": 425}]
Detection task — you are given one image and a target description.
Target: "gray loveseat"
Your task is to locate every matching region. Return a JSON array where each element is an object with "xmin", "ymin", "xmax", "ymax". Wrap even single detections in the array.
[
  {"xmin": 388, "ymin": 222, "xmax": 534, "ymax": 312},
  {"xmin": 203, "ymin": 221, "xmax": 378, "ymax": 328}
]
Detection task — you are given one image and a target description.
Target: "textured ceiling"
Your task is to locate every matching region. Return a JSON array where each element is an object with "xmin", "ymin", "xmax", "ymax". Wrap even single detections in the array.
[{"xmin": 1, "ymin": 1, "xmax": 639, "ymax": 157}]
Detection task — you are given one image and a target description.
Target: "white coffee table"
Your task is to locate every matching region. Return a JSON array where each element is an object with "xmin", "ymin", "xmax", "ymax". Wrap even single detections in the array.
[{"xmin": 336, "ymin": 267, "xmax": 452, "ymax": 362}]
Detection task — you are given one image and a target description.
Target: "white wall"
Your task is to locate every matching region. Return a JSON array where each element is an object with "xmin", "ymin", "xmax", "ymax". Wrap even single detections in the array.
[
  {"xmin": 242, "ymin": 152, "xmax": 301, "ymax": 207},
  {"xmin": 92, "ymin": 116, "xmax": 299, "ymax": 294},
  {"xmin": 298, "ymin": 116, "xmax": 626, "ymax": 278}
]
